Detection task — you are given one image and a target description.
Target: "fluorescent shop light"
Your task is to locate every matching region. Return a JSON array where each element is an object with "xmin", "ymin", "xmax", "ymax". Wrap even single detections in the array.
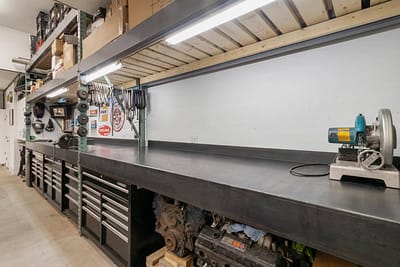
[
  {"xmin": 166, "ymin": 0, "xmax": 275, "ymax": 44},
  {"xmin": 82, "ymin": 62, "xmax": 122, "ymax": 83},
  {"xmin": 46, "ymin": 87, "xmax": 69, "ymax": 98}
]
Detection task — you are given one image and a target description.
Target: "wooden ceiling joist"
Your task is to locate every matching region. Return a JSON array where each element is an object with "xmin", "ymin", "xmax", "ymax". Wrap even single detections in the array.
[
  {"xmin": 261, "ymin": 0, "xmax": 302, "ymax": 33},
  {"xmin": 332, "ymin": 0, "xmax": 362, "ymax": 17},
  {"xmin": 237, "ymin": 11, "xmax": 278, "ymax": 40},
  {"xmin": 291, "ymin": 0, "xmax": 330, "ymax": 26}
]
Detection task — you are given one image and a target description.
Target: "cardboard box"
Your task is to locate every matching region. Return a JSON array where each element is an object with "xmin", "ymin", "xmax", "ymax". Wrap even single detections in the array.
[
  {"xmin": 83, "ymin": 0, "xmax": 128, "ymax": 59},
  {"xmin": 51, "ymin": 39, "xmax": 64, "ymax": 56},
  {"xmin": 63, "ymin": 43, "xmax": 75, "ymax": 70},
  {"xmin": 128, "ymin": 0, "xmax": 152, "ymax": 29},
  {"xmin": 51, "ymin": 55, "xmax": 63, "ymax": 70},
  {"xmin": 128, "ymin": 0, "xmax": 174, "ymax": 29},
  {"xmin": 152, "ymin": 0, "xmax": 174, "ymax": 14}
]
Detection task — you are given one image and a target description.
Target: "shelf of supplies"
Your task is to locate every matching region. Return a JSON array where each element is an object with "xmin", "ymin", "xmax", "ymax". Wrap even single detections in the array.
[
  {"xmin": 26, "ymin": 64, "xmax": 78, "ymax": 103},
  {"xmin": 27, "ymin": 9, "xmax": 79, "ymax": 72}
]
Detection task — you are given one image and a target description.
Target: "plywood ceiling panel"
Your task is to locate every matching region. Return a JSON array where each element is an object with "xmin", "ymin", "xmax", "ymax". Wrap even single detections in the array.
[
  {"xmin": 332, "ymin": 0, "xmax": 362, "ymax": 17},
  {"xmin": 291, "ymin": 0, "xmax": 329, "ymax": 26},
  {"xmin": 261, "ymin": 0, "xmax": 301, "ymax": 33}
]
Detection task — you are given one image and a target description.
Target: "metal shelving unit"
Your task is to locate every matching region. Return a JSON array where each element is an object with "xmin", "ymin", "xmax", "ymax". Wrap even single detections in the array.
[
  {"xmin": 26, "ymin": 64, "xmax": 78, "ymax": 103},
  {"xmin": 26, "ymin": 9, "xmax": 79, "ymax": 72}
]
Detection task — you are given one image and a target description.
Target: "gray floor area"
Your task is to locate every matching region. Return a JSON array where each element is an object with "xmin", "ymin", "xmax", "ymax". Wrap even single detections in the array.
[{"xmin": 0, "ymin": 167, "xmax": 115, "ymax": 267}]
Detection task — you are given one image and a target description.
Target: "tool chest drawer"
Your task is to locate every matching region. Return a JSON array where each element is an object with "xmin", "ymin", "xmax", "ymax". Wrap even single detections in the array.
[{"xmin": 82, "ymin": 170, "xmax": 129, "ymax": 197}]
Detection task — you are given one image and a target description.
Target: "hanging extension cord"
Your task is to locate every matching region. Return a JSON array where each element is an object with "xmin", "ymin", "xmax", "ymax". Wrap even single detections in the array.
[{"xmin": 289, "ymin": 164, "xmax": 330, "ymax": 177}]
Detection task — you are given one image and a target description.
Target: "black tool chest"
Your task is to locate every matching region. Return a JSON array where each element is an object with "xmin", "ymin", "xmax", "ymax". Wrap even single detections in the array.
[
  {"xmin": 82, "ymin": 169, "xmax": 130, "ymax": 266},
  {"xmin": 26, "ymin": 147, "xmax": 162, "ymax": 267}
]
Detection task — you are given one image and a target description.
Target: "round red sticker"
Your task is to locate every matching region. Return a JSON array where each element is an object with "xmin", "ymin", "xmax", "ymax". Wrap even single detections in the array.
[{"xmin": 98, "ymin": 125, "xmax": 111, "ymax": 136}]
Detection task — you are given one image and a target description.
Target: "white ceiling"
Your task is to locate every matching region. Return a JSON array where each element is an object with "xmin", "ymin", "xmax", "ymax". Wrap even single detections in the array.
[
  {"xmin": 0, "ymin": 69, "xmax": 19, "ymax": 91},
  {"xmin": 0, "ymin": 0, "xmax": 107, "ymax": 34}
]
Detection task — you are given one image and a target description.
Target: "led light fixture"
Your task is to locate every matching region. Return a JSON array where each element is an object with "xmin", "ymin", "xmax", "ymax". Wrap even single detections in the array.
[
  {"xmin": 166, "ymin": 0, "xmax": 275, "ymax": 44},
  {"xmin": 46, "ymin": 87, "xmax": 69, "ymax": 98},
  {"xmin": 81, "ymin": 62, "xmax": 122, "ymax": 83}
]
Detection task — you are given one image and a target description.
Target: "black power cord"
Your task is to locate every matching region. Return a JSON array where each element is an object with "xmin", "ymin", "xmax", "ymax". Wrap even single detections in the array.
[{"xmin": 289, "ymin": 164, "xmax": 330, "ymax": 177}]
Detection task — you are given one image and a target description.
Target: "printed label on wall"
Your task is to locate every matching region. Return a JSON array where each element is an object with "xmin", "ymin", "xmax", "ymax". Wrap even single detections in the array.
[
  {"xmin": 98, "ymin": 125, "xmax": 111, "ymax": 136},
  {"xmin": 100, "ymin": 105, "xmax": 108, "ymax": 122}
]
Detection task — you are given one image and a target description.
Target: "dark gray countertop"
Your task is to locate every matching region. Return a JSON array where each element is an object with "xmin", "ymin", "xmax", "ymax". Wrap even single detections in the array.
[{"xmin": 84, "ymin": 143, "xmax": 400, "ymax": 223}]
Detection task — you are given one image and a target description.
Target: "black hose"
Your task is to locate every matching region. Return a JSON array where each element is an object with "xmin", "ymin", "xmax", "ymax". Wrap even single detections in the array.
[{"xmin": 289, "ymin": 164, "xmax": 330, "ymax": 177}]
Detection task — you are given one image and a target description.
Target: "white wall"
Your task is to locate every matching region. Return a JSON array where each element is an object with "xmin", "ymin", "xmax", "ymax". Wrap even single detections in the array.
[
  {"xmin": 147, "ymin": 26, "xmax": 400, "ymax": 155},
  {"xmin": 0, "ymin": 25, "xmax": 30, "ymax": 72}
]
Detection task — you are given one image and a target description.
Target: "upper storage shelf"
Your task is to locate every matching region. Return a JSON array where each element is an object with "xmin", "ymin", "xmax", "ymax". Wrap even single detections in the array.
[
  {"xmin": 81, "ymin": 0, "xmax": 399, "ymax": 88},
  {"xmin": 27, "ymin": 9, "xmax": 79, "ymax": 72}
]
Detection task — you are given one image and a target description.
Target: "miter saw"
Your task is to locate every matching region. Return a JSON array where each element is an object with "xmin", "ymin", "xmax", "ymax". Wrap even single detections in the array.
[{"xmin": 328, "ymin": 109, "xmax": 400, "ymax": 188}]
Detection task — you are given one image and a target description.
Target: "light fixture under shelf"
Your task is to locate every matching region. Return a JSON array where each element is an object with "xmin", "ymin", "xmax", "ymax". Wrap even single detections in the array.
[
  {"xmin": 81, "ymin": 62, "xmax": 122, "ymax": 84},
  {"xmin": 46, "ymin": 87, "xmax": 69, "ymax": 98},
  {"xmin": 165, "ymin": 0, "xmax": 275, "ymax": 45}
]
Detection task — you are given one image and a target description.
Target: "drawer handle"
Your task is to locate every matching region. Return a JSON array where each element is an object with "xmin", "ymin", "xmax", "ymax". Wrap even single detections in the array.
[
  {"xmin": 101, "ymin": 211, "xmax": 128, "ymax": 232},
  {"xmin": 65, "ymin": 165, "xmax": 78, "ymax": 172},
  {"xmin": 65, "ymin": 194, "xmax": 78, "ymax": 206},
  {"xmin": 53, "ymin": 170, "xmax": 61, "ymax": 176},
  {"xmin": 65, "ymin": 184, "xmax": 78, "ymax": 194},
  {"xmin": 83, "ymin": 199, "xmax": 101, "ymax": 213},
  {"xmin": 53, "ymin": 179, "xmax": 61, "ymax": 187},
  {"xmin": 82, "ymin": 191, "xmax": 101, "ymax": 204},
  {"xmin": 83, "ymin": 171, "xmax": 128, "ymax": 194},
  {"xmin": 65, "ymin": 173, "xmax": 79, "ymax": 183},
  {"xmin": 52, "ymin": 185, "xmax": 61, "ymax": 192},
  {"xmin": 83, "ymin": 206, "xmax": 100, "ymax": 222},
  {"xmin": 103, "ymin": 195, "xmax": 128, "ymax": 213},
  {"xmin": 44, "ymin": 179, "xmax": 51, "ymax": 186},
  {"xmin": 102, "ymin": 221, "xmax": 128, "ymax": 243},
  {"xmin": 82, "ymin": 184, "xmax": 101, "ymax": 196},
  {"xmin": 102, "ymin": 203, "xmax": 128, "ymax": 223}
]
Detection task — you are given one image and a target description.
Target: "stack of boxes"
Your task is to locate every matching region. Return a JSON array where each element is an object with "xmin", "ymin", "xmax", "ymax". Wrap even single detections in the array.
[
  {"xmin": 51, "ymin": 39, "xmax": 64, "ymax": 79},
  {"xmin": 128, "ymin": 0, "xmax": 175, "ymax": 29},
  {"xmin": 51, "ymin": 35, "xmax": 77, "ymax": 79}
]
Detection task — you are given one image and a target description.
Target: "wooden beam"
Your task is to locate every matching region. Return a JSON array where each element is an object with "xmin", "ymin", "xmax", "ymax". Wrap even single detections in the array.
[
  {"xmin": 218, "ymin": 21, "xmax": 258, "ymax": 46},
  {"xmin": 166, "ymin": 41, "xmax": 210, "ymax": 60},
  {"xmin": 139, "ymin": 49, "xmax": 186, "ymax": 66},
  {"xmin": 291, "ymin": 0, "xmax": 330, "ymax": 26},
  {"xmin": 238, "ymin": 11, "xmax": 277, "ymax": 40},
  {"xmin": 122, "ymin": 79, "xmax": 138, "ymax": 89},
  {"xmin": 200, "ymin": 29, "xmax": 240, "ymax": 51},
  {"xmin": 149, "ymin": 43, "xmax": 197, "ymax": 63},
  {"xmin": 141, "ymin": 0, "xmax": 400, "ymax": 84},
  {"xmin": 261, "ymin": 0, "xmax": 301, "ymax": 33},
  {"xmin": 370, "ymin": 0, "xmax": 389, "ymax": 6},
  {"xmin": 185, "ymin": 36, "xmax": 224, "ymax": 55},
  {"xmin": 332, "ymin": 0, "xmax": 362, "ymax": 17}
]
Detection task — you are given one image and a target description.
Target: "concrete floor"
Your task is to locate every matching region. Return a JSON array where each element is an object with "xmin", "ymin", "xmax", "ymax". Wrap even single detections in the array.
[{"xmin": 0, "ymin": 167, "xmax": 115, "ymax": 267}]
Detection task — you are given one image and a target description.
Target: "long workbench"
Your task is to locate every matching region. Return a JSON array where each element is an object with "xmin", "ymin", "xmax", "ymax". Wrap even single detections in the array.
[{"xmin": 26, "ymin": 141, "xmax": 400, "ymax": 267}]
